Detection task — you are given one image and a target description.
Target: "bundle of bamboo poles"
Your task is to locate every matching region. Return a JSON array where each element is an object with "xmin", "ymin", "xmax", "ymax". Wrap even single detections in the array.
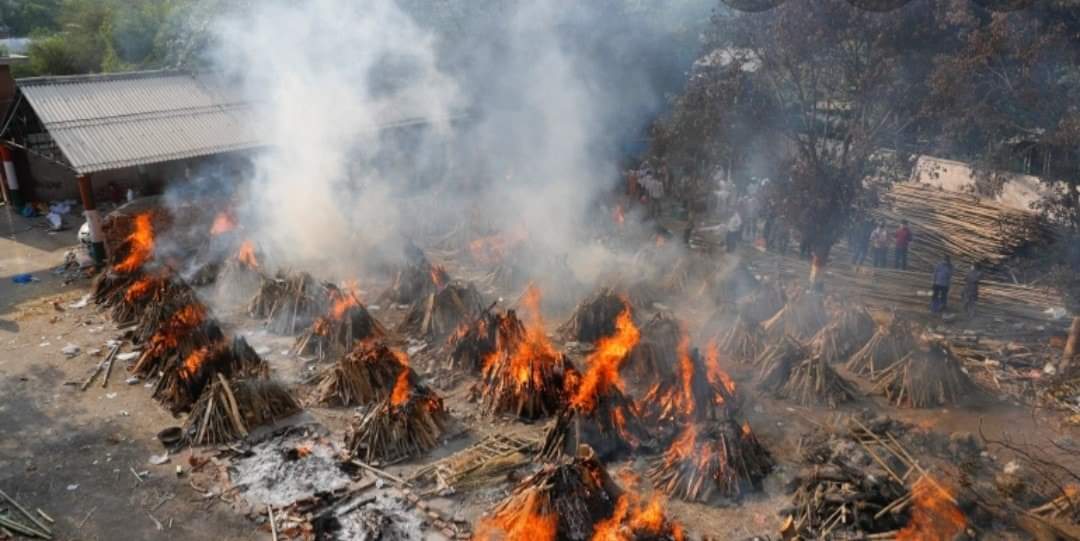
[
  {"xmin": 871, "ymin": 182, "xmax": 1054, "ymax": 273},
  {"xmin": 184, "ymin": 374, "xmax": 300, "ymax": 445}
]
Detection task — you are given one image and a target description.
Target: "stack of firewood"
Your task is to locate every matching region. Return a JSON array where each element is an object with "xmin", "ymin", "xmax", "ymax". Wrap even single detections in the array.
[
  {"xmin": 344, "ymin": 386, "xmax": 448, "ymax": 465},
  {"xmin": 310, "ymin": 341, "xmax": 412, "ymax": 407},
  {"xmin": 379, "ymin": 246, "xmax": 450, "ymax": 305},
  {"xmin": 810, "ymin": 304, "xmax": 876, "ymax": 364},
  {"xmin": 755, "ymin": 334, "xmax": 808, "ymax": 382},
  {"xmin": 447, "ymin": 303, "xmax": 509, "ymax": 372},
  {"xmin": 291, "ymin": 286, "xmax": 385, "ymax": 362},
  {"xmin": 150, "ymin": 335, "xmax": 269, "ymax": 414},
  {"xmin": 740, "ymin": 281, "xmax": 787, "ymax": 324},
  {"xmin": 397, "ymin": 280, "xmax": 484, "ymax": 340},
  {"xmin": 248, "ymin": 271, "xmax": 330, "ymax": 335},
  {"xmin": 539, "ymin": 392, "xmax": 650, "ymax": 462},
  {"xmin": 846, "ymin": 318, "xmax": 917, "ymax": 377},
  {"xmin": 872, "ymin": 342, "xmax": 981, "ymax": 408},
  {"xmin": 624, "ymin": 313, "xmax": 683, "ymax": 388},
  {"xmin": 764, "ymin": 292, "xmax": 829, "ymax": 342},
  {"xmin": 558, "ymin": 287, "xmax": 636, "ymax": 344},
  {"xmin": 184, "ymin": 374, "xmax": 300, "ymax": 445},
  {"xmin": 647, "ymin": 419, "xmax": 775, "ymax": 503},
  {"xmin": 714, "ymin": 312, "xmax": 764, "ymax": 364},
  {"xmin": 759, "ymin": 354, "xmax": 857, "ymax": 408}
]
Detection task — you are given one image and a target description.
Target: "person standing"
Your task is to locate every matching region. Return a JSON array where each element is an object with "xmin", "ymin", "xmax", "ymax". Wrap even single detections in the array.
[
  {"xmin": 894, "ymin": 219, "xmax": 913, "ymax": 270},
  {"xmin": 961, "ymin": 264, "xmax": 983, "ymax": 318},
  {"xmin": 931, "ymin": 255, "xmax": 954, "ymax": 314},
  {"xmin": 726, "ymin": 211, "xmax": 742, "ymax": 253},
  {"xmin": 870, "ymin": 223, "xmax": 889, "ymax": 268},
  {"xmin": 850, "ymin": 216, "xmax": 873, "ymax": 267}
]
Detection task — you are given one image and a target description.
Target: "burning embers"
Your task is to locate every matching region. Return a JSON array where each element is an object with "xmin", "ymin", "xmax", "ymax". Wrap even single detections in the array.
[
  {"xmin": 344, "ymin": 369, "xmax": 449, "ymax": 464},
  {"xmin": 474, "ymin": 449, "xmax": 684, "ymax": 541},
  {"xmin": 292, "ymin": 283, "xmax": 385, "ymax": 362},
  {"xmin": 542, "ymin": 304, "xmax": 649, "ymax": 460},
  {"xmin": 311, "ymin": 340, "xmax": 413, "ymax": 407},
  {"xmin": 474, "ymin": 285, "xmax": 579, "ymax": 420}
]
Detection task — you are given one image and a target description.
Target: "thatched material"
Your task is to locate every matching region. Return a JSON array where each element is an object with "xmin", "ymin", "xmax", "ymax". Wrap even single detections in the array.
[
  {"xmin": 647, "ymin": 420, "xmax": 774, "ymax": 503},
  {"xmin": 846, "ymin": 319, "xmax": 916, "ymax": 377},
  {"xmin": 763, "ymin": 292, "xmax": 829, "ymax": 341},
  {"xmin": 397, "ymin": 280, "xmax": 484, "ymax": 340},
  {"xmin": 291, "ymin": 287, "xmax": 385, "ymax": 362},
  {"xmin": 151, "ymin": 335, "xmax": 269, "ymax": 414},
  {"xmin": 344, "ymin": 388, "xmax": 448, "ymax": 465},
  {"xmin": 759, "ymin": 354, "xmax": 856, "ymax": 408},
  {"xmin": 871, "ymin": 343, "xmax": 981, "ymax": 408},
  {"xmin": 248, "ymin": 271, "xmax": 330, "ymax": 335},
  {"xmin": 558, "ymin": 287, "xmax": 635, "ymax": 344},
  {"xmin": 740, "ymin": 281, "xmax": 787, "ymax": 324},
  {"xmin": 624, "ymin": 313, "xmax": 682, "ymax": 388},
  {"xmin": 310, "ymin": 341, "xmax": 412, "ymax": 407},
  {"xmin": 714, "ymin": 313, "xmax": 764, "ymax": 364},
  {"xmin": 184, "ymin": 375, "xmax": 300, "ymax": 445}
]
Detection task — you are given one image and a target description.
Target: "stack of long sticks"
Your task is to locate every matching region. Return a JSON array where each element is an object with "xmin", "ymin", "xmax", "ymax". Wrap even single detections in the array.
[
  {"xmin": 762, "ymin": 354, "xmax": 857, "ymax": 408},
  {"xmin": 714, "ymin": 313, "xmax": 764, "ymax": 364},
  {"xmin": 871, "ymin": 343, "xmax": 981, "ymax": 408},
  {"xmin": 345, "ymin": 389, "xmax": 448, "ymax": 465},
  {"xmin": 184, "ymin": 374, "xmax": 300, "ymax": 446},
  {"xmin": 248, "ymin": 272, "xmax": 329, "ymax": 335},
  {"xmin": 310, "ymin": 341, "xmax": 411, "ymax": 407},
  {"xmin": 647, "ymin": 420, "xmax": 775, "ymax": 503},
  {"xmin": 871, "ymin": 182, "xmax": 1055, "ymax": 273}
]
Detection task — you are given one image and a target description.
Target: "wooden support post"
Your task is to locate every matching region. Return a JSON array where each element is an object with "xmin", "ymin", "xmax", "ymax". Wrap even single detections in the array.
[
  {"xmin": 0, "ymin": 145, "xmax": 21, "ymax": 207},
  {"xmin": 77, "ymin": 174, "xmax": 106, "ymax": 266}
]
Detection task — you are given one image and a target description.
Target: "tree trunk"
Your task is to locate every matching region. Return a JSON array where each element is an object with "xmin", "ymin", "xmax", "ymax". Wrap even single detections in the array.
[{"xmin": 1062, "ymin": 316, "xmax": 1080, "ymax": 371}]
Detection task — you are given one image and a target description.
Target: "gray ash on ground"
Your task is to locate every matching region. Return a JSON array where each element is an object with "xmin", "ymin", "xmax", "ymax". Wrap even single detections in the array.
[
  {"xmin": 229, "ymin": 425, "xmax": 352, "ymax": 507},
  {"xmin": 320, "ymin": 492, "xmax": 429, "ymax": 541}
]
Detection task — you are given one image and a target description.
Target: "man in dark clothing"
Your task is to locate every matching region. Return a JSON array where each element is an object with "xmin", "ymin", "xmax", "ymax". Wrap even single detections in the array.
[
  {"xmin": 849, "ymin": 217, "xmax": 873, "ymax": 266},
  {"xmin": 894, "ymin": 220, "xmax": 913, "ymax": 270},
  {"xmin": 931, "ymin": 255, "xmax": 953, "ymax": 314},
  {"xmin": 961, "ymin": 264, "xmax": 983, "ymax": 318}
]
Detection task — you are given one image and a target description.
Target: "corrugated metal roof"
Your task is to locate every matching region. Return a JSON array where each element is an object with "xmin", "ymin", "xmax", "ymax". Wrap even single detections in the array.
[{"xmin": 15, "ymin": 70, "xmax": 258, "ymax": 174}]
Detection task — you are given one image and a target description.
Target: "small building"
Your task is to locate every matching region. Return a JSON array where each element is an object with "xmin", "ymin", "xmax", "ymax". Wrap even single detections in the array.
[{"xmin": 0, "ymin": 70, "xmax": 259, "ymax": 203}]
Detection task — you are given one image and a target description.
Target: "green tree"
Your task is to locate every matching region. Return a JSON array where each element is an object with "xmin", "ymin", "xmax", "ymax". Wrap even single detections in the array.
[{"xmin": 0, "ymin": 0, "xmax": 62, "ymax": 35}]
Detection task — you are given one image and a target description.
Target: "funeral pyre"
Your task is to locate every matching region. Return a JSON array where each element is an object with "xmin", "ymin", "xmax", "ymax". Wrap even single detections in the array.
[
  {"xmin": 472, "ymin": 285, "xmax": 579, "ymax": 420},
  {"xmin": 344, "ymin": 351, "xmax": 449, "ymax": 464},
  {"xmin": 474, "ymin": 449, "xmax": 685, "ymax": 541},
  {"xmin": 310, "ymin": 340, "xmax": 411, "ymax": 407},
  {"xmin": 542, "ymin": 303, "xmax": 650, "ymax": 460},
  {"xmin": 291, "ymin": 283, "xmax": 385, "ymax": 362}
]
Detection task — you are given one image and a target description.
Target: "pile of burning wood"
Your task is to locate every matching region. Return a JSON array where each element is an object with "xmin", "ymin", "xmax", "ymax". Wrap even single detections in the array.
[
  {"xmin": 344, "ymin": 351, "xmax": 449, "ymax": 465},
  {"xmin": 379, "ymin": 242, "xmax": 450, "ymax": 305},
  {"xmin": 310, "ymin": 340, "xmax": 413, "ymax": 407},
  {"xmin": 397, "ymin": 279, "xmax": 484, "ymax": 340},
  {"xmin": 474, "ymin": 447, "xmax": 685, "ymax": 541},
  {"xmin": 291, "ymin": 283, "xmax": 385, "ymax": 362},
  {"xmin": 248, "ymin": 271, "xmax": 330, "ymax": 335}
]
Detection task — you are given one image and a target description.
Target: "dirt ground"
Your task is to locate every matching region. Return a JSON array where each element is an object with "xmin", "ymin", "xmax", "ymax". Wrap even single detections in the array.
[{"xmin": 4, "ymin": 203, "xmax": 1080, "ymax": 540}]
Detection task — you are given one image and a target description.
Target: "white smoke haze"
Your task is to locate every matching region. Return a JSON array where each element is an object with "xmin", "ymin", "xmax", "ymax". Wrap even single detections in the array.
[
  {"xmin": 177, "ymin": 0, "xmax": 718, "ymax": 303},
  {"xmin": 212, "ymin": 0, "xmax": 460, "ymax": 276}
]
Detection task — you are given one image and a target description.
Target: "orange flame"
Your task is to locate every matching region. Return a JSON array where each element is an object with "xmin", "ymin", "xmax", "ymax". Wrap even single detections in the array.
[
  {"xmin": 295, "ymin": 444, "xmax": 312, "ymax": 458},
  {"xmin": 569, "ymin": 303, "xmax": 639, "ymax": 413},
  {"xmin": 469, "ymin": 225, "xmax": 529, "ymax": 265},
  {"xmin": 481, "ymin": 284, "xmax": 564, "ymax": 392},
  {"xmin": 210, "ymin": 212, "xmax": 236, "ymax": 235},
  {"xmin": 655, "ymin": 234, "xmax": 666, "ymax": 247},
  {"xmin": 114, "ymin": 214, "xmax": 154, "ymax": 273},
  {"xmin": 705, "ymin": 341, "xmax": 736, "ymax": 399},
  {"xmin": 591, "ymin": 493, "xmax": 683, "ymax": 541},
  {"xmin": 897, "ymin": 477, "xmax": 966, "ymax": 541},
  {"xmin": 124, "ymin": 277, "xmax": 156, "ymax": 303},
  {"xmin": 675, "ymin": 331, "xmax": 695, "ymax": 418},
  {"xmin": 430, "ymin": 265, "xmax": 447, "ymax": 290},
  {"xmin": 613, "ymin": 204, "xmax": 625, "ymax": 227},
  {"xmin": 180, "ymin": 346, "xmax": 209, "ymax": 381},
  {"xmin": 390, "ymin": 350, "xmax": 412, "ymax": 406},
  {"xmin": 145, "ymin": 304, "xmax": 206, "ymax": 358},
  {"xmin": 236, "ymin": 240, "xmax": 259, "ymax": 269},
  {"xmin": 474, "ymin": 490, "xmax": 558, "ymax": 541},
  {"xmin": 328, "ymin": 286, "xmax": 361, "ymax": 321}
]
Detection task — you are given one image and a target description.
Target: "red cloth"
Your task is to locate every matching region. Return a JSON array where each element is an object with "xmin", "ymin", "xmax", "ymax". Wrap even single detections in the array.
[{"xmin": 895, "ymin": 226, "xmax": 912, "ymax": 248}]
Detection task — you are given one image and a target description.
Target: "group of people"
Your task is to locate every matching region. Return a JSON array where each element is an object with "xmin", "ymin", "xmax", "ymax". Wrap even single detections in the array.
[
  {"xmin": 931, "ymin": 255, "xmax": 984, "ymax": 318},
  {"xmin": 850, "ymin": 218, "xmax": 913, "ymax": 270}
]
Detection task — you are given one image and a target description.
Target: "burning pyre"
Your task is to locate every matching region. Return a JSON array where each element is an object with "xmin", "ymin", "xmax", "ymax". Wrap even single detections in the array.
[
  {"xmin": 248, "ymin": 271, "xmax": 331, "ymax": 335},
  {"xmin": 448, "ymin": 304, "xmax": 511, "ymax": 372},
  {"xmin": 474, "ymin": 449, "xmax": 685, "ymax": 541},
  {"xmin": 559, "ymin": 287, "xmax": 638, "ymax": 344},
  {"xmin": 291, "ymin": 283, "xmax": 385, "ymax": 362},
  {"xmin": 647, "ymin": 420, "xmax": 774, "ymax": 503},
  {"xmin": 145, "ymin": 335, "xmax": 269, "ymax": 413},
  {"xmin": 475, "ymin": 285, "xmax": 579, "ymax": 420},
  {"xmin": 184, "ymin": 374, "xmax": 301, "ymax": 445},
  {"xmin": 640, "ymin": 333, "xmax": 736, "ymax": 428},
  {"xmin": 344, "ymin": 355, "xmax": 448, "ymax": 464},
  {"xmin": 379, "ymin": 243, "xmax": 450, "ymax": 305},
  {"xmin": 397, "ymin": 279, "xmax": 484, "ymax": 340},
  {"xmin": 310, "ymin": 340, "xmax": 413, "ymax": 407},
  {"xmin": 541, "ymin": 305, "xmax": 650, "ymax": 461},
  {"xmin": 872, "ymin": 342, "xmax": 980, "ymax": 409},
  {"xmin": 623, "ymin": 313, "xmax": 682, "ymax": 390}
]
